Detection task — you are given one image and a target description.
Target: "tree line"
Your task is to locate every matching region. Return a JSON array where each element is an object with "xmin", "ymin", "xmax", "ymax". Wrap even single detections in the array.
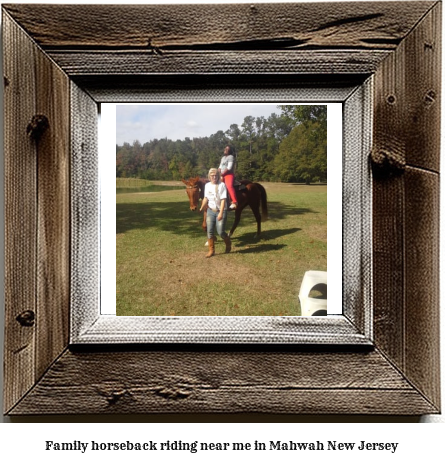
[{"xmin": 116, "ymin": 105, "xmax": 327, "ymax": 184}]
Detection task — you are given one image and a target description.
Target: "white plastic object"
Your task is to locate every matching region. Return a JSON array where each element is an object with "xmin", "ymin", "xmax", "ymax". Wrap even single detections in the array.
[{"xmin": 298, "ymin": 270, "xmax": 327, "ymax": 316}]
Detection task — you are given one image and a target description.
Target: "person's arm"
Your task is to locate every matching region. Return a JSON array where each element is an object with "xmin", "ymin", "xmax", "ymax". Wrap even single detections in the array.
[
  {"xmin": 200, "ymin": 197, "xmax": 208, "ymax": 212},
  {"xmin": 217, "ymin": 199, "xmax": 225, "ymax": 221},
  {"xmin": 217, "ymin": 184, "xmax": 227, "ymax": 220},
  {"xmin": 221, "ymin": 156, "xmax": 233, "ymax": 176},
  {"xmin": 200, "ymin": 184, "xmax": 209, "ymax": 212}
]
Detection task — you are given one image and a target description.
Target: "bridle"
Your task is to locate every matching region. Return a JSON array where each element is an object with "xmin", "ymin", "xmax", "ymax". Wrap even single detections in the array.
[
  {"xmin": 185, "ymin": 183, "xmax": 200, "ymax": 210},
  {"xmin": 184, "ymin": 178, "xmax": 208, "ymax": 207}
]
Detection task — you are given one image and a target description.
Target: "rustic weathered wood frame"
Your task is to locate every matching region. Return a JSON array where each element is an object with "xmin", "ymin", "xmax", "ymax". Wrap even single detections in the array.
[{"xmin": 3, "ymin": 2, "xmax": 441, "ymax": 415}]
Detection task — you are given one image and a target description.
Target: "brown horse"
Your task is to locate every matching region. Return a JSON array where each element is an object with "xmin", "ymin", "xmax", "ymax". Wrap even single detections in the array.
[
  {"xmin": 182, "ymin": 176, "xmax": 268, "ymax": 238},
  {"xmin": 182, "ymin": 176, "xmax": 208, "ymax": 231}
]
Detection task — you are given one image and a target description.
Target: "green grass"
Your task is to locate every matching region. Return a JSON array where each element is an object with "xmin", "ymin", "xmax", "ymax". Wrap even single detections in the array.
[
  {"xmin": 116, "ymin": 178, "xmax": 184, "ymax": 194},
  {"xmin": 116, "ymin": 178, "xmax": 154, "ymax": 187},
  {"xmin": 116, "ymin": 181, "xmax": 326, "ymax": 316}
]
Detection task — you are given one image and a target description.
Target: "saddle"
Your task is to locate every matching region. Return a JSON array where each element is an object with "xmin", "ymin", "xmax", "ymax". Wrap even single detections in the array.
[{"xmin": 234, "ymin": 180, "xmax": 247, "ymax": 192}]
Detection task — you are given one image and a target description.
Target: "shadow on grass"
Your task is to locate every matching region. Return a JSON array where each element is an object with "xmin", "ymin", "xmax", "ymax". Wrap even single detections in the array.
[
  {"xmin": 117, "ymin": 199, "xmax": 314, "ymax": 236},
  {"xmin": 232, "ymin": 228, "xmax": 301, "ymax": 247},
  {"xmin": 266, "ymin": 201, "xmax": 315, "ymax": 221},
  {"xmin": 117, "ymin": 201, "xmax": 205, "ymax": 236},
  {"xmin": 235, "ymin": 243, "xmax": 288, "ymax": 254}
]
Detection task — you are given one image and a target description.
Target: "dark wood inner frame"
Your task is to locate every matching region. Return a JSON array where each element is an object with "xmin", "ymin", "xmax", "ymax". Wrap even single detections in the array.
[{"xmin": 3, "ymin": 2, "xmax": 441, "ymax": 416}]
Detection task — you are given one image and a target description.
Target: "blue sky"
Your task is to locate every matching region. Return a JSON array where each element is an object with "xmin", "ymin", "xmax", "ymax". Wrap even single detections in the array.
[{"xmin": 115, "ymin": 104, "xmax": 283, "ymax": 145}]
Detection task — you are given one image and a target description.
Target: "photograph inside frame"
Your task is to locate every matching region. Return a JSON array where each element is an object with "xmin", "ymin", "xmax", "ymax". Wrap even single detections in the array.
[{"xmin": 110, "ymin": 103, "xmax": 336, "ymax": 317}]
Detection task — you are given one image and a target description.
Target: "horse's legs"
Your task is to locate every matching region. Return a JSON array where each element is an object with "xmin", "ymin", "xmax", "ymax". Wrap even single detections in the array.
[
  {"xmin": 229, "ymin": 208, "xmax": 242, "ymax": 237},
  {"xmin": 203, "ymin": 208, "xmax": 209, "ymax": 245},
  {"xmin": 250, "ymin": 203, "xmax": 262, "ymax": 238},
  {"xmin": 202, "ymin": 209, "xmax": 207, "ymax": 232}
]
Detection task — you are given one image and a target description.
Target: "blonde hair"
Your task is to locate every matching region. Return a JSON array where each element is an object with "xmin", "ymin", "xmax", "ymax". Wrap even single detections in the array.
[{"xmin": 208, "ymin": 168, "xmax": 220, "ymax": 181}]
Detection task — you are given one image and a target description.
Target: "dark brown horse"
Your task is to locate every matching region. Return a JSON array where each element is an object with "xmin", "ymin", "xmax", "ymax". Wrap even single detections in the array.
[{"xmin": 182, "ymin": 176, "xmax": 268, "ymax": 238}]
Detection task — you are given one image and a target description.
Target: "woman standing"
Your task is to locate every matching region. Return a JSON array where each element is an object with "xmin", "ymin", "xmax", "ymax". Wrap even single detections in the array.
[
  {"xmin": 199, "ymin": 168, "xmax": 232, "ymax": 258},
  {"xmin": 219, "ymin": 145, "xmax": 237, "ymax": 210}
]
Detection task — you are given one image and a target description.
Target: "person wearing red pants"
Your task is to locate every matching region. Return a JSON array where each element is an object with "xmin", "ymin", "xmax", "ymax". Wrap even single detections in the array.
[{"xmin": 218, "ymin": 145, "xmax": 237, "ymax": 210}]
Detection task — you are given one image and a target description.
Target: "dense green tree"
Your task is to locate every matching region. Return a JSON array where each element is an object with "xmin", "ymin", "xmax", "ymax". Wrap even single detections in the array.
[
  {"xmin": 279, "ymin": 105, "xmax": 327, "ymax": 126},
  {"xmin": 274, "ymin": 119, "xmax": 327, "ymax": 183},
  {"xmin": 225, "ymin": 123, "xmax": 241, "ymax": 146},
  {"xmin": 272, "ymin": 105, "xmax": 327, "ymax": 183}
]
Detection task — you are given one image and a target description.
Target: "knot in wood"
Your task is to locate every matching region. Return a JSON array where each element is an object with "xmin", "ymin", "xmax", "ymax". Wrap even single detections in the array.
[
  {"xmin": 105, "ymin": 390, "xmax": 128, "ymax": 405},
  {"xmin": 96, "ymin": 385, "xmax": 130, "ymax": 405},
  {"xmin": 154, "ymin": 386, "xmax": 191, "ymax": 400},
  {"xmin": 16, "ymin": 310, "xmax": 35, "ymax": 327},
  {"xmin": 27, "ymin": 114, "xmax": 49, "ymax": 141},
  {"xmin": 370, "ymin": 148, "xmax": 405, "ymax": 178}
]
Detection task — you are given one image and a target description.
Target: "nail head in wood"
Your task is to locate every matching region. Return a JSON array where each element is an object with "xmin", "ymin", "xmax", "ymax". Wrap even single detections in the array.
[{"xmin": 424, "ymin": 90, "xmax": 436, "ymax": 106}]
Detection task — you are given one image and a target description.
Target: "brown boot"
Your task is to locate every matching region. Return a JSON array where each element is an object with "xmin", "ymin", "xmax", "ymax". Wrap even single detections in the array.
[
  {"xmin": 223, "ymin": 235, "xmax": 231, "ymax": 253},
  {"xmin": 206, "ymin": 237, "xmax": 215, "ymax": 258}
]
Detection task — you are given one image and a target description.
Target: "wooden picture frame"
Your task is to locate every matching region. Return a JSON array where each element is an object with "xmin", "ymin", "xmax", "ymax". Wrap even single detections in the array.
[{"xmin": 3, "ymin": 2, "xmax": 441, "ymax": 415}]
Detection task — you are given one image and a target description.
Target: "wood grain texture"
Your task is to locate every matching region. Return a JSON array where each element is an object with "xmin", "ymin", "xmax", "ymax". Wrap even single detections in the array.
[
  {"xmin": 8, "ymin": 349, "xmax": 437, "ymax": 415},
  {"xmin": 371, "ymin": 6, "xmax": 408, "ymax": 371},
  {"xmin": 404, "ymin": 168, "xmax": 441, "ymax": 407},
  {"xmin": 35, "ymin": 36, "xmax": 71, "ymax": 382},
  {"xmin": 2, "ymin": 2, "xmax": 435, "ymax": 49},
  {"xmin": 404, "ymin": 2, "xmax": 441, "ymax": 171},
  {"xmin": 73, "ymin": 315, "xmax": 371, "ymax": 345},
  {"xmin": 401, "ymin": 4, "xmax": 441, "ymax": 408},
  {"xmin": 342, "ymin": 80, "xmax": 373, "ymax": 336},
  {"xmin": 46, "ymin": 50, "xmax": 390, "ymax": 77},
  {"xmin": 3, "ymin": 2, "xmax": 434, "ymax": 81},
  {"xmin": 3, "ymin": 12, "xmax": 38, "ymax": 414},
  {"xmin": 70, "ymin": 83, "xmax": 100, "ymax": 338},
  {"xmin": 372, "ymin": 175, "xmax": 405, "ymax": 367},
  {"xmin": 372, "ymin": 37, "xmax": 405, "ymax": 367},
  {"xmin": 372, "ymin": 2, "xmax": 441, "ymax": 410},
  {"xmin": 3, "ymin": 10, "xmax": 71, "ymax": 413},
  {"xmin": 74, "ymin": 75, "xmax": 365, "ymax": 104},
  {"xmin": 371, "ymin": 1, "xmax": 441, "ymax": 173}
]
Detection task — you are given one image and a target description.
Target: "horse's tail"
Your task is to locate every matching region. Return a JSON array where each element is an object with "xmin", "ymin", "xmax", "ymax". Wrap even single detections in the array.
[{"xmin": 255, "ymin": 183, "xmax": 268, "ymax": 222}]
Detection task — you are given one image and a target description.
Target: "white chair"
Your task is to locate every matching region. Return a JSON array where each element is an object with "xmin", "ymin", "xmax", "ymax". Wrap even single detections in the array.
[{"xmin": 298, "ymin": 270, "xmax": 327, "ymax": 316}]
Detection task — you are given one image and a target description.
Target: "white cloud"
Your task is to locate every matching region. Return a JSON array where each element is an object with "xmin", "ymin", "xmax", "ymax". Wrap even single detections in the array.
[
  {"xmin": 115, "ymin": 104, "xmax": 283, "ymax": 145},
  {"xmin": 186, "ymin": 120, "xmax": 200, "ymax": 128}
]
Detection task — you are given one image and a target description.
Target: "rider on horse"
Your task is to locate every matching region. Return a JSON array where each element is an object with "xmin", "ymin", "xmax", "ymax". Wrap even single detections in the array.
[{"xmin": 219, "ymin": 145, "xmax": 237, "ymax": 210}]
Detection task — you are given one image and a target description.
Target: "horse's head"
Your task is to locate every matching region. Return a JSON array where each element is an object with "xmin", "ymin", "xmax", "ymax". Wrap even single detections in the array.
[{"xmin": 182, "ymin": 176, "xmax": 201, "ymax": 211}]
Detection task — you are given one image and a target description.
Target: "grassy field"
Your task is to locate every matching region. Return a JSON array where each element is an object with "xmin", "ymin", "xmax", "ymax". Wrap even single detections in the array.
[
  {"xmin": 116, "ymin": 180, "xmax": 327, "ymax": 316},
  {"xmin": 116, "ymin": 177, "xmax": 184, "ymax": 194},
  {"xmin": 117, "ymin": 178, "xmax": 153, "ymax": 188}
]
